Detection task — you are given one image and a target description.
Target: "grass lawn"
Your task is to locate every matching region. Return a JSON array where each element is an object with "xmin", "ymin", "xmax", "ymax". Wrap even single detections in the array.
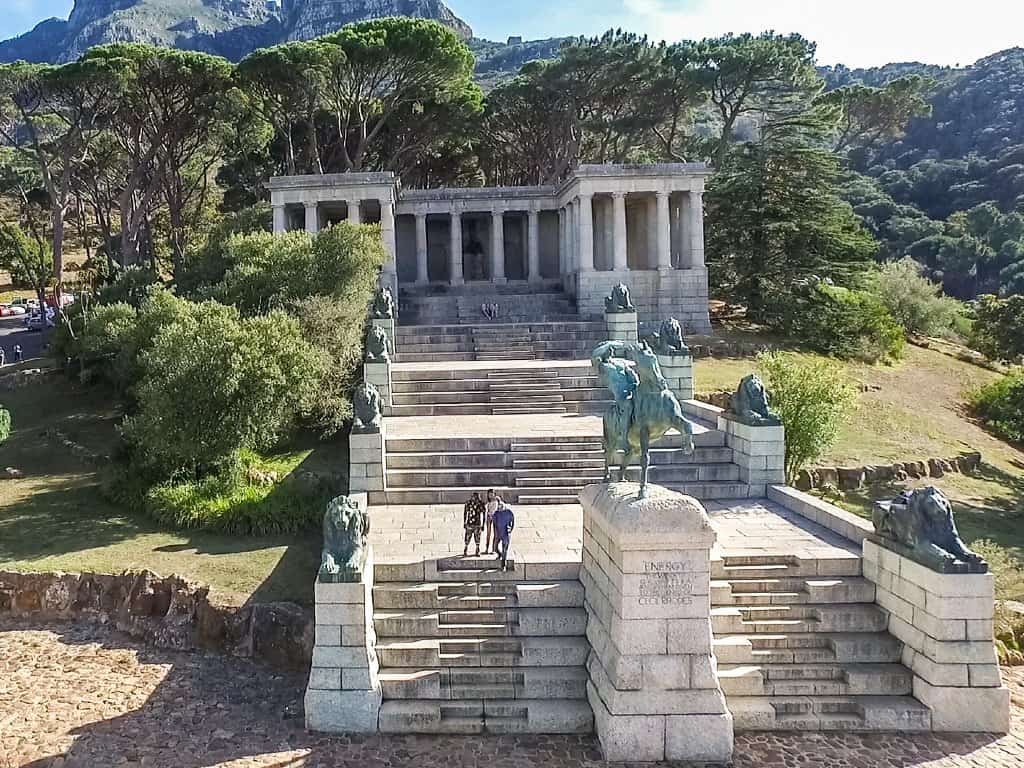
[{"xmin": 0, "ymin": 371, "xmax": 335, "ymax": 607}]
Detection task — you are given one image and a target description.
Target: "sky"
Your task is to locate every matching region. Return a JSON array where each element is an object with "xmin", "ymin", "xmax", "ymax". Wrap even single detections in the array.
[{"xmin": 4, "ymin": 0, "xmax": 1024, "ymax": 68}]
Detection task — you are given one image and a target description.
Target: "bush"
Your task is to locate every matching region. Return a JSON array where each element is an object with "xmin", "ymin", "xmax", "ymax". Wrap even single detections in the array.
[
  {"xmin": 771, "ymin": 282, "xmax": 905, "ymax": 362},
  {"xmin": 970, "ymin": 294, "xmax": 1024, "ymax": 363},
  {"xmin": 972, "ymin": 540, "xmax": 1024, "ymax": 665},
  {"xmin": 176, "ymin": 203, "xmax": 272, "ymax": 297},
  {"xmin": 210, "ymin": 224, "xmax": 387, "ymax": 315},
  {"xmin": 143, "ymin": 451, "xmax": 336, "ymax": 535},
  {"xmin": 0, "ymin": 406, "xmax": 10, "ymax": 443},
  {"xmin": 51, "ymin": 302, "xmax": 138, "ymax": 388},
  {"xmin": 758, "ymin": 351, "xmax": 858, "ymax": 481},
  {"xmin": 122, "ymin": 304, "xmax": 324, "ymax": 480},
  {"xmin": 870, "ymin": 258, "xmax": 963, "ymax": 337},
  {"xmin": 971, "ymin": 371, "xmax": 1024, "ymax": 443},
  {"xmin": 97, "ymin": 266, "xmax": 162, "ymax": 308}
]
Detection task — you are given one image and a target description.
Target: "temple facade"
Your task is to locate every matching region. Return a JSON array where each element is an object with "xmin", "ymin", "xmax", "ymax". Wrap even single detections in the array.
[{"xmin": 267, "ymin": 163, "xmax": 712, "ymax": 331}]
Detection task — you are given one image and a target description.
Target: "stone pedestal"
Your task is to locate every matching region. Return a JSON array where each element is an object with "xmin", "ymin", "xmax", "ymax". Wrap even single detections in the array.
[
  {"xmin": 363, "ymin": 360, "xmax": 392, "ymax": 415},
  {"xmin": 717, "ymin": 415, "xmax": 785, "ymax": 497},
  {"xmin": 862, "ymin": 539, "xmax": 1010, "ymax": 733},
  {"xmin": 306, "ymin": 547, "xmax": 381, "ymax": 733},
  {"xmin": 350, "ymin": 426, "xmax": 386, "ymax": 493},
  {"xmin": 605, "ymin": 310, "xmax": 638, "ymax": 343},
  {"xmin": 371, "ymin": 317, "xmax": 395, "ymax": 354},
  {"xmin": 656, "ymin": 352, "xmax": 693, "ymax": 401},
  {"xmin": 580, "ymin": 483, "xmax": 733, "ymax": 764}
]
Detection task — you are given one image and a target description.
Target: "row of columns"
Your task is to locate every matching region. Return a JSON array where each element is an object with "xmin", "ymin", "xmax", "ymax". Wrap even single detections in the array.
[{"xmin": 410, "ymin": 207, "xmax": 543, "ymax": 287}]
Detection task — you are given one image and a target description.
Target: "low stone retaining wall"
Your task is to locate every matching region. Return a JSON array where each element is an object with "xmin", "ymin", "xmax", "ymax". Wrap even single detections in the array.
[
  {"xmin": 795, "ymin": 452, "xmax": 983, "ymax": 492},
  {"xmin": 0, "ymin": 570, "xmax": 313, "ymax": 670}
]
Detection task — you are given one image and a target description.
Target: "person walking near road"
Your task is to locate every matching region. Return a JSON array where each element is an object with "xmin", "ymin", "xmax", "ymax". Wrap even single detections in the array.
[
  {"xmin": 12, "ymin": 344, "xmax": 22, "ymax": 363},
  {"xmin": 483, "ymin": 489, "xmax": 500, "ymax": 554},
  {"xmin": 493, "ymin": 501, "xmax": 515, "ymax": 572},
  {"xmin": 0, "ymin": 348, "xmax": 5, "ymax": 367},
  {"xmin": 463, "ymin": 492, "xmax": 485, "ymax": 557}
]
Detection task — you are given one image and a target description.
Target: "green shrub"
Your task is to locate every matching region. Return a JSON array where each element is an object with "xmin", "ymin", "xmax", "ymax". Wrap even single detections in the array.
[
  {"xmin": 971, "ymin": 540, "xmax": 1024, "ymax": 665},
  {"xmin": 144, "ymin": 452, "xmax": 335, "ymax": 535},
  {"xmin": 971, "ymin": 371, "xmax": 1024, "ymax": 443},
  {"xmin": 971, "ymin": 294, "xmax": 1024, "ymax": 363},
  {"xmin": 122, "ymin": 304, "xmax": 324, "ymax": 480},
  {"xmin": 772, "ymin": 282, "xmax": 904, "ymax": 362},
  {"xmin": 176, "ymin": 203, "xmax": 272, "ymax": 298},
  {"xmin": 52, "ymin": 302, "xmax": 138, "ymax": 388},
  {"xmin": 0, "ymin": 406, "xmax": 10, "ymax": 443},
  {"xmin": 97, "ymin": 266, "xmax": 162, "ymax": 308},
  {"xmin": 870, "ymin": 257, "xmax": 963, "ymax": 337},
  {"xmin": 758, "ymin": 351, "xmax": 858, "ymax": 481}
]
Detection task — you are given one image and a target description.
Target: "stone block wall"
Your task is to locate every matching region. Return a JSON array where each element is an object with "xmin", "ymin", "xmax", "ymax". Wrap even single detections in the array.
[
  {"xmin": 604, "ymin": 310, "xmax": 638, "ymax": 343},
  {"xmin": 656, "ymin": 352, "xmax": 693, "ymax": 401},
  {"xmin": 575, "ymin": 269, "xmax": 712, "ymax": 333},
  {"xmin": 718, "ymin": 416, "xmax": 786, "ymax": 497},
  {"xmin": 580, "ymin": 483, "xmax": 732, "ymax": 763},
  {"xmin": 862, "ymin": 539, "xmax": 1010, "ymax": 733},
  {"xmin": 364, "ymin": 361, "xmax": 393, "ymax": 415},
  {"xmin": 306, "ymin": 548, "xmax": 382, "ymax": 733},
  {"xmin": 349, "ymin": 428, "xmax": 386, "ymax": 493}
]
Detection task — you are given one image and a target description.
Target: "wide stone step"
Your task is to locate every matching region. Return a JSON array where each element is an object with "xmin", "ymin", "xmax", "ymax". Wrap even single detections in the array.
[
  {"xmin": 373, "ymin": 580, "xmax": 585, "ymax": 610},
  {"xmin": 378, "ymin": 699, "xmax": 593, "ymax": 734},
  {"xmin": 729, "ymin": 695, "xmax": 931, "ymax": 732},
  {"xmin": 713, "ymin": 632, "xmax": 903, "ymax": 665},
  {"xmin": 373, "ymin": 608, "xmax": 587, "ymax": 638},
  {"xmin": 712, "ymin": 576, "xmax": 876, "ymax": 606},
  {"xmin": 713, "ymin": 556, "xmax": 862, "ymax": 579},
  {"xmin": 370, "ymin": 481, "xmax": 755, "ymax": 505},
  {"xmin": 375, "ymin": 636, "xmax": 591, "ymax": 668},
  {"xmin": 378, "ymin": 666, "xmax": 588, "ymax": 700},
  {"xmin": 718, "ymin": 662, "xmax": 912, "ymax": 697},
  {"xmin": 712, "ymin": 604, "xmax": 887, "ymax": 634},
  {"xmin": 386, "ymin": 451, "xmax": 509, "ymax": 469}
]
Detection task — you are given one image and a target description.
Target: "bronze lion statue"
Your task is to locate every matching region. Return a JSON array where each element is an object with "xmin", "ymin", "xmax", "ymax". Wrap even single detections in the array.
[
  {"xmin": 352, "ymin": 381, "xmax": 382, "ymax": 434},
  {"xmin": 872, "ymin": 486, "xmax": 987, "ymax": 573},
  {"xmin": 371, "ymin": 286, "xmax": 397, "ymax": 320},
  {"xmin": 727, "ymin": 374, "xmax": 781, "ymax": 426},
  {"xmin": 320, "ymin": 495, "xmax": 371, "ymax": 580},
  {"xmin": 365, "ymin": 325, "xmax": 390, "ymax": 363},
  {"xmin": 604, "ymin": 283, "xmax": 636, "ymax": 313},
  {"xmin": 647, "ymin": 317, "xmax": 689, "ymax": 355}
]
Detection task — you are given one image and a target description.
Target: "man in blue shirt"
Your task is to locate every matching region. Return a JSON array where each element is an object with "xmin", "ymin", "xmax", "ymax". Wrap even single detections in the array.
[{"xmin": 493, "ymin": 503, "xmax": 515, "ymax": 572}]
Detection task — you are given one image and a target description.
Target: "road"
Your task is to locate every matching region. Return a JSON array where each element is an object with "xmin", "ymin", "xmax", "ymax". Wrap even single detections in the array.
[{"xmin": 0, "ymin": 315, "xmax": 50, "ymax": 365}]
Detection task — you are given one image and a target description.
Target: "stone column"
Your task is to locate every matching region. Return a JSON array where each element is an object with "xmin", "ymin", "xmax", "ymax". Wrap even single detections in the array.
[
  {"xmin": 306, "ymin": 545, "xmax": 381, "ymax": 733},
  {"xmin": 605, "ymin": 307, "xmax": 638, "ymax": 343},
  {"xmin": 687, "ymin": 190, "xmax": 705, "ymax": 268},
  {"xmin": 656, "ymin": 192, "xmax": 672, "ymax": 271},
  {"xmin": 717, "ymin": 414, "xmax": 785, "ymax": 497},
  {"xmin": 490, "ymin": 209, "xmax": 506, "ymax": 283},
  {"xmin": 272, "ymin": 204, "xmax": 287, "ymax": 234},
  {"xmin": 578, "ymin": 194, "xmax": 594, "ymax": 272},
  {"xmin": 304, "ymin": 201, "xmax": 319, "ymax": 234},
  {"xmin": 558, "ymin": 208, "xmax": 567, "ymax": 277},
  {"xmin": 862, "ymin": 540, "xmax": 1010, "ymax": 733},
  {"xmin": 347, "ymin": 199, "xmax": 362, "ymax": 225},
  {"xmin": 580, "ymin": 483, "xmax": 733, "ymax": 764},
  {"xmin": 646, "ymin": 196, "xmax": 658, "ymax": 269},
  {"xmin": 414, "ymin": 213, "xmax": 429, "ymax": 285},
  {"xmin": 527, "ymin": 207, "xmax": 541, "ymax": 282},
  {"xmin": 677, "ymin": 193, "xmax": 690, "ymax": 268},
  {"xmin": 612, "ymin": 192, "xmax": 628, "ymax": 272},
  {"xmin": 449, "ymin": 210, "xmax": 464, "ymax": 286},
  {"xmin": 568, "ymin": 202, "xmax": 578, "ymax": 274},
  {"xmin": 380, "ymin": 201, "xmax": 397, "ymax": 281}
]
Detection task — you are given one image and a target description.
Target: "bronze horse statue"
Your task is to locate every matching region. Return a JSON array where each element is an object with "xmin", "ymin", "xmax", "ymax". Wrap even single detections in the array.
[{"xmin": 591, "ymin": 339, "xmax": 696, "ymax": 498}]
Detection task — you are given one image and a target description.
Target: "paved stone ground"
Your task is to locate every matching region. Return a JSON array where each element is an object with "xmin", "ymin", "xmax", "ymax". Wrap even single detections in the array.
[{"xmin": 2, "ymin": 618, "xmax": 1023, "ymax": 768}]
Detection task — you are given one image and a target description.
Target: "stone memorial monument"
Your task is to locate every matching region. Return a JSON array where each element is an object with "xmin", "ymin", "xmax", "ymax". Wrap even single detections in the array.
[
  {"xmin": 863, "ymin": 486, "xmax": 1009, "ymax": 733},
  {"xmin": 591, "ymin": 339, "xmax": 695, "ymax": 498},
  {"xmin": 580, "ymin": 483, "xmax": 733, "ymax": 763},
  {"xmin": 306, "ymin": 495, "xmax": 381, "ymax": 733}
]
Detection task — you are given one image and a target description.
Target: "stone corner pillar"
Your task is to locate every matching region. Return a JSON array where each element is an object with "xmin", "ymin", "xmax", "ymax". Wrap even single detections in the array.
[
  {"xmin": 305, "ymin": 545, "xmax": 381, "ymax": 733},
  {"xmin": 605, "ymin": 309, "xmax": 638, "ymax": 343},
  {"xmin": 862, "ymin": 539, "xmax": 1011, "ymax": 733},
  {"xmin": 380, "ymin": 200, "xmax": 397, "ymax": 278},
  {"xmin": 363, "ymin": 359, "xmax": 392, "ymax": 415},
  {"xmin": 580, "ymin": 482, "xmax": 733, "ymax": 764},
  {"xmin": 347, "ymin": 199, "xmax": 362, "ymax": 225},
  {"xmin": 716, "ymin": 415, "xmax": 785, "ymax": 497},
  {"xmin": 687, "ymin": 189, "xmax": 706, "ymax": 269},
  {"xmin": 349, "ymin": 421, "xmax": 386, "ymax": 494},
  {"xmin": 655, "ymin": 191, "xmax": 672, "ymax": 271},
  {"xmin": 578, "ymin": 194, "xmax": 594, "ymax": 272},
  {"xmin": 414, "ymin": 213, "xmax": 429, "ymax": 286},
  {"xmin": 449, "ymin": 209, "xmax": 464, "ymax": 287},
  {"xmin": 527, "ymin": 207, "xmax": 541, "ymax": 283},
  {"xmin": 656, "ymin": 351, "xmax": 694, "ymax": 401}
]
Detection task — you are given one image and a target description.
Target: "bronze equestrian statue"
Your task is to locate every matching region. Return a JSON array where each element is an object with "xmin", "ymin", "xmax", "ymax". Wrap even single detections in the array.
[{"xmin": 592, "ymin": 339, "xmax": 696, "ymax": 498}]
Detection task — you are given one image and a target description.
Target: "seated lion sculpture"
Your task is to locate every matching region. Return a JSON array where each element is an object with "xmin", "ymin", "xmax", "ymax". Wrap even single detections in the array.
[
  {"xmin": 365, "ymin": 325, "xmax": 390, "ymax": 362},
  {"xmin": 352, "ymin": 381, "xmax": 382, "ymax": 434},
  {"xmin": 320, "ymin": 495, "xmax": 371, "ymax": 580},
  {"xmin": 872, "ymin": 486, "xmax": 987, "ymax": 573},
  {"xmin": 371, "ymin": 287, "xmax": 397, "ymax": 320},
  {"xmin": 647, "ymin": 317, "xmax": 689, "ymax": 355},
  {"xmin": 604, "ymin": 283, "xmax": 636, "ymax": 313},
  {"xmin": 727, "ymin": 374, "xmax": 781, "ymax": 426}
]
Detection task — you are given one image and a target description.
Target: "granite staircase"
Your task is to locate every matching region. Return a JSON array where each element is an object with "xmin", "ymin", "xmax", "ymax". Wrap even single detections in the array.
[
  {"xmin": 374, "ymin": 554, "xmax": 593, "ymax": 734},
  {"xmin": 389, "ymin": 363, "xmax": 610, "ymax": 417},
  {"xmin": 392, "ymin": 321, "xmax": 606, "ymax": 363},
  {"xmin": 372, "ymin": 426, "xmax": 750, "ymax": 506},
  {"xmin": 711, "ymin": 554, "xmax": 931, "ymax": 731}
]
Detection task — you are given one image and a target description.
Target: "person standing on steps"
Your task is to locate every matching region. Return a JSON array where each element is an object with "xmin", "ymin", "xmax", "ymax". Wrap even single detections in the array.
[
  {"xmin": 463, "ymin": 491, "xmax": 485, "ymax": 557},
  {"xmin": 493, "ymin": 501, "xmax": 515, "ymax": 572},
  {"xmin": 483, "ymin": 488, "xmax": 500, "ymax": 554}
]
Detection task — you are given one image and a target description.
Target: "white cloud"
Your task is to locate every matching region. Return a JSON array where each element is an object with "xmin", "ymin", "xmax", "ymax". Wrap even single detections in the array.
[{"xmin": 620, "ymin": 0, "xmax": 1024, "ymax": 67}]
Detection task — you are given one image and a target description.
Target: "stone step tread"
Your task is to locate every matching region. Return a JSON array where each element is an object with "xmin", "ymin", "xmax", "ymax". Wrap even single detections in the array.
[
  {"xmin": 379, "ymin": 666, "xmax": 588, "ymax": 681},
  {"xmin": 718, "ymin": 662, "xmax": 911, "ymax": 679},
  {"xmin": 730, "ymin": 696, "xmax": 931, "ymax": 732},
  {"xmin": 377, "ymin": 699, "xmax": 594, "ymax": 734}
]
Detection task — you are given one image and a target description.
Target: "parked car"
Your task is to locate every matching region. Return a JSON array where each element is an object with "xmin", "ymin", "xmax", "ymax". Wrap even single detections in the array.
[
  {"xmin": 8, "ymin": 304, "xmax": 27, "ymax": 315},
  {"xmin": 24, "ymin": 308, "xmax": 55, "ymax": 330}
]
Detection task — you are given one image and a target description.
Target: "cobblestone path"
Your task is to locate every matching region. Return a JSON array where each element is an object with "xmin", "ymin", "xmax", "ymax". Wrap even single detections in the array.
[{"xmin": 2, "ymin": 619, "xmax": 1022, "ymax": 768}]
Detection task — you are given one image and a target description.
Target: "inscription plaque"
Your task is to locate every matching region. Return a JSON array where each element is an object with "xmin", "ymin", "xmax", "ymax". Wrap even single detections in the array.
[{"xmin": 638, "ymin": 561, "xmax": 695, "ymax": 606}]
